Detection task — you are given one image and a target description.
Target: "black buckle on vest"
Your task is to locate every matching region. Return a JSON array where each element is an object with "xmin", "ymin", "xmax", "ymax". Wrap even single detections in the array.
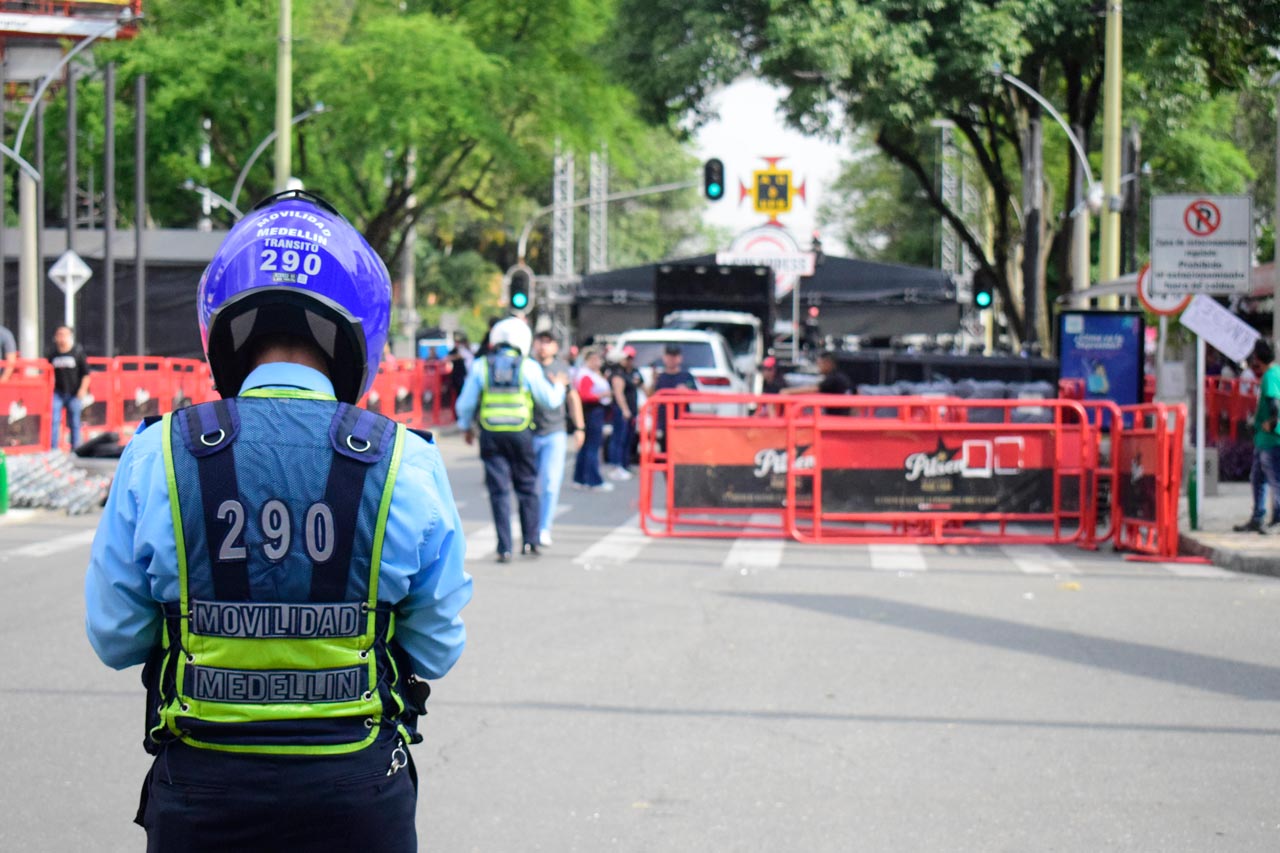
[
  {"xmin": 177, "ymin": 399, "xmax": 240, "ymax": 457},
  {"xmin": 329, "ymin": 403, "xmax": 395, "ymax": 463}
]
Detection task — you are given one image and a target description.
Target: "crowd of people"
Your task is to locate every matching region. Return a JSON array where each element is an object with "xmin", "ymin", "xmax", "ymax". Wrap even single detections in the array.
[{"xmin": 449, "ymin": 319, "xmax": 711, "ymax": 560}]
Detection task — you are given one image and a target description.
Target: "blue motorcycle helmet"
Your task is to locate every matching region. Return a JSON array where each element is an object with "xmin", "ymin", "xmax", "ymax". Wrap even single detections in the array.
[{"xmin": 198, "ymin": 190, "xmax": 391, "ymax": 403}]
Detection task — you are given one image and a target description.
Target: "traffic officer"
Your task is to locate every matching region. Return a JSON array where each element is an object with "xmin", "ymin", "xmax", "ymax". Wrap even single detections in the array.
[
  {"xmin": 455, "ymin": 316, "xmax": 566, "ymax": 561},
  {"xmin": 84, "ymin": 191, "xmax": 472, "ymax": 853}
]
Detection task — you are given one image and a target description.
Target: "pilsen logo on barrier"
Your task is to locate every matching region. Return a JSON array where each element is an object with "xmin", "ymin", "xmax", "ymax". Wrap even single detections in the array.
[
  {"xmin": 904, "ymin": 438, "xmax": 1026, "ymax": 481},
  {"xmin": 753, "ymin": 445, "xmax": 815, "ymax": 478}
]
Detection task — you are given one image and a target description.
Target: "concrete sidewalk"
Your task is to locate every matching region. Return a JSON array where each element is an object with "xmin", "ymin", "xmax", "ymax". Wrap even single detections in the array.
[{"xmin": 1180, "ymin": 480, "xmax": 1280, "ymax": 577}]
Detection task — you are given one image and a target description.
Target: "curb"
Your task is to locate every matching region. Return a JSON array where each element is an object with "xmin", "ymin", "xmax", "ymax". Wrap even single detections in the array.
[{"xmin": 1179, "ymin": 531, "xmax": 1280, "ymax": 578}]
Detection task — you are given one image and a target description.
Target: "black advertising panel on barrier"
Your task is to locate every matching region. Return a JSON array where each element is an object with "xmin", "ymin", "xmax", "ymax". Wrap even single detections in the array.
[
  {"xmin": 814, "ymin": 430, "xmax": 1061, "ymax": 514},
  {"xmin": 1115, "ymin": 421, "xmax": 1160, "ymax": 523},
  {"xmin": 1056, "ymin": 310, "xmax": 1145, "ymax": 418},
  {"xmin": 669, "ymin": 424, "xmax": 813, "ymax": 509}
]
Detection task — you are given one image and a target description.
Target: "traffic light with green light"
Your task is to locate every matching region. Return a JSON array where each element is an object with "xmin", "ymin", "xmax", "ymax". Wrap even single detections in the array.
[
  {"xmin": 703, "ymin": 158, "xmax": 725, "ymax": 201},
  {"xmin": 972, "ymin": 269, "xmax": 995, "ymax": 310},
  {"xmin": 507, "ymin": 268, "xmax": 533, "ymax": 311}
]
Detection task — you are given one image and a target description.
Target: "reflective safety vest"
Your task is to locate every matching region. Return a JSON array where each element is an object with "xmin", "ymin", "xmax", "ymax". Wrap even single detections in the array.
[
  {"xmin": 146, "ymin": 389, "xmax": 418, "ymax": 756},
  {"xmin": 477, "ymin": 348, "xmax": 534, "ymax": 432}
]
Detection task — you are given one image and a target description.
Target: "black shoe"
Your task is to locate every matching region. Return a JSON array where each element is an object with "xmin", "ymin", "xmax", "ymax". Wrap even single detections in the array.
[
  {"xmin": 495, "ymin": 552, "xmax": 513, "ymax": 563},
  {"xmin": 1232, "ymin": 519, "xmax": 1264, "ymax": 533},
  {"xmin": 521, "ymin": 543, "xmax": 540, "ymax": 557}
]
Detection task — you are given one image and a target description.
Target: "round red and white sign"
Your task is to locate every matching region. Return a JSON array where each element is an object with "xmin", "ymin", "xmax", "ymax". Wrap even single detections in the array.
[{"xmin": 1136, "ymin": 263, "xmax": 1190, "ymax": 316}]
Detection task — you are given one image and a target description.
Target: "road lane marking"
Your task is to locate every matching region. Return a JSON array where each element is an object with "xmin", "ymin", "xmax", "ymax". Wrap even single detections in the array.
[
  {"xmin": 1000, "ymin": 544, "xmax": 1078, "ymax": 575},
  {"xmin": 722, "ymin": 516, "xmax": 785, "ymax": 572},
  {"xmin": 574, "ymin": 514, "xmax": 648, "ymax": 568},
  {"xmin": 5, "ymin": 529, "xmax": 98, "ymax": 559},
  {"xmin": 464, "ymin": 524, "xmax": 498, "ymax": 562},
  {"xmin": 1160, "ymin": 562, "xmax": 1237, "ymax": 579},
  {"xmin": 869, "ymin": 544, "xmax": 927, "ymax": 572}
]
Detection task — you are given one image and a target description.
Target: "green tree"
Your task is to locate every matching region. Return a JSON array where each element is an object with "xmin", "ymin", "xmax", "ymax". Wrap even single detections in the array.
[{"xmin": 611, "ymin": 0, "xmax": 1280, "ymax": 345}]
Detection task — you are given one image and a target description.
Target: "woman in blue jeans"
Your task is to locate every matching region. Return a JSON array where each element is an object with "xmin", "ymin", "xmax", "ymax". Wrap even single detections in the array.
[{"xmin": 572, "ymin": 348, "xmax": 612, "ymax": 491}]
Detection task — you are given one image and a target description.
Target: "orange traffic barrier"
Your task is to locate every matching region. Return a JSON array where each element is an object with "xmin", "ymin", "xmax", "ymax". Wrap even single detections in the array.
[
  {"xmin": 0, "ymin": 359, "xmax": 54, "ymax": 455},
  {"xmin": 639, "ymin": 391, "xmax": 1190, "ymax": 559}
]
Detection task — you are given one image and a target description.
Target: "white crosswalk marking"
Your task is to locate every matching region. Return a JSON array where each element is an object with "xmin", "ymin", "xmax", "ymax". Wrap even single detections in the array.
[
  {"xmin": 722, "ymin": 516, "xmax": 785, "ymax": 571},
  {"xmin": 1159, "ymin": 562, "xmax": 1237, "ymax": 579},
  {"xmin": 5, "ymin": 529, "xmax": 97, "ymax": 560},
  {"xmin": 555, "ymin": 503, "xmax": 573, "ymax": 518},
  {"xmin": 464, "ymin": 524, "xmax": 498, "ymax": 562},
  {"xmin": 869, "ymin": 544, "xmax": 927, "ymax": 572},
  {"xmin": 1000, "ymin": 544, "xmax": 1078, "ymax": 575},
  {"xmin": 574, "ymin": 514, "xmax": 649, "ymax": 568}
]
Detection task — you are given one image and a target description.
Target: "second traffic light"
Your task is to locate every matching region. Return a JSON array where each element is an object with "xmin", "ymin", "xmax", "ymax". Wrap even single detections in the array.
[
  {"xmin": 703, "ymin": 158, "xmax": 725, "ymax": 201},
  {"xmin": 506, "ymin": 267, "xmax": 534, "ymax": 311},
  {"xmin": 972, "ymin": 269, "xmax": 996, "ymax": 310}
]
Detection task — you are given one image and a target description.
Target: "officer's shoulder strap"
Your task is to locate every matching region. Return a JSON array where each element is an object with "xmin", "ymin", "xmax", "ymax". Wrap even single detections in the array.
[
  {"xmin": 329, "ymin": 402, "xmax": 397, "ymax": 464},
  {"xmin": 408, "ymin": 428, "xmax": 435, "ymax": 445},
  {"xmin": 174, "ymin": 398, "xmax": 239, "ymax": 457}
]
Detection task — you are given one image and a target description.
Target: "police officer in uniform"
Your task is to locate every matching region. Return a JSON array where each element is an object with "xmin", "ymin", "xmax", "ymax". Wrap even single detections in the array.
[
  {"xmin": 455, "ymin": 317, "xmax": 565, "ymax": 562},
  {"xmin": 84, "ymin": 191, "xmax": 472, "ymax": 852}
]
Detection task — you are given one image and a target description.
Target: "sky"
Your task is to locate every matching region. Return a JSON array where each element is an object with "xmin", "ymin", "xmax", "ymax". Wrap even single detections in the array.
[{"xmin": 692, "ymin": 77, "xmax": 851, "ymax": 256}]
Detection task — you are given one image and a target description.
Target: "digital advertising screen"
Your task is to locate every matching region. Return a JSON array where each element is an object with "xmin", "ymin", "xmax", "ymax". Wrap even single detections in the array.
[{"xmin": 1057, "ymin": 310, "xmax": 1146, "ymax": 417}]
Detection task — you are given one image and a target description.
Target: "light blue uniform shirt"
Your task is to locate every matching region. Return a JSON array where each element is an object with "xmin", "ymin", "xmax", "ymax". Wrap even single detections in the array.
[
  {"xmin": 455, "ymin": 349, "xmax": 565, "ymax": 432},
  {"xmin": 84, "ymin": 362, "xmax": 473, "ymax": 680}
]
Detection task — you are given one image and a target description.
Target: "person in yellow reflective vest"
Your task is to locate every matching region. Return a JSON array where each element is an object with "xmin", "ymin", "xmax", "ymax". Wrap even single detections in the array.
[
  {"xmin": 84, "ymin": 191, "xmax": 472, "ymax": 853},
  {"xmin": 455, "ymin": 316, "xmax": 566, "ymax": 561}
]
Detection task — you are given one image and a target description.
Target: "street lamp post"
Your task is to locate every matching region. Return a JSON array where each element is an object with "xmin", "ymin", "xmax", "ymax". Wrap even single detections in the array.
[
  {"xmin": 181, "ymin": 180, "xmax": 243, "ymax": 220},
  {"xmin": 999, "ymin": 72, "xmax": 1105, "ymax": 308},
  {"xmin": 230, "ymin": 103, "xmax": 328, "ymax": 214}
]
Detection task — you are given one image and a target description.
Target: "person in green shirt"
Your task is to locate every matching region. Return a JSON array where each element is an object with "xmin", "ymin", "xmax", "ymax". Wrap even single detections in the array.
[{"xmin": 1233, "ymin": 339, "xmax": 1280, "ymax": 534}]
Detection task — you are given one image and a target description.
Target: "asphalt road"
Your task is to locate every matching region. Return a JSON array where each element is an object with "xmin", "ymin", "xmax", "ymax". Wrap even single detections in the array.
[{"xmin": 2, "ymin": 434, "xmax": 1278, "ymax": 852}]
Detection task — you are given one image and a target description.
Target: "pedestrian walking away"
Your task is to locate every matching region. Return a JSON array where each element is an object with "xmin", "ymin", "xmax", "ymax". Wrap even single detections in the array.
[
  {"xmin": 1233, "ymin": 338, "xmax": 1280, "ymax": 534},
  {"xmin": 84, "ymin": 191, "xmax": 473, "ymax": 853},
  {"xmin": 531, "ymin": 330, "xmax": 584, "ymax": 547},
  {"xmin": 47, "ymin": 324, "xmax": 89, "ymax": 449},
  {"xmin": 456, "ymin": 316, "xmax": 567, "ymax": 561},
  {"xmin": 572, "ymin": 346, "xmax": 613, "ymax": 491}
]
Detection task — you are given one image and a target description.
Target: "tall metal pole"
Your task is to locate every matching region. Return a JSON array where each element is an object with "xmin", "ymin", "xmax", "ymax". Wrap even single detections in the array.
[
  {"xmin": 18, "ymin": 173, "xmax": 38, "ymax": 357},
  {"xmin": 66, "ymin": 65, "xmax": 77, "ymax": 255},
  {"xmin": 274, "ymin": 0, "xmax": 292, "ymax": 191},
  {"xmin": 135, "ymin": 74, "xmax": 146, "ymax": 355},
  {"xmin": 1021, "ymin": 103, "xmax": 1043, "ymax": 349},
  {"xmin": 1071, "ymin": 123, "xmax": 1090, "ymax": 299},
  {"xmin": 35, "ymin": 101, "xmax": 45, "ymax": 347},
  {"xmin": 104, "ymin": 62, "xmax": 116, "ymax": 356},
  {"xmin": 1098, "ymin": 1, "xmax": 1123, "ymax": 306}
]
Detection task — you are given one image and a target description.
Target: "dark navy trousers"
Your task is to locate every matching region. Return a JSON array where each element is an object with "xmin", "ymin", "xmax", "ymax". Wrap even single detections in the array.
[
  {"xmin": 138, "ymin": 736, "xmax": 417, "ymax": 853},
  {"xmin": 479, "ymin": 428, "xmax": 540, "ymax": 556}
]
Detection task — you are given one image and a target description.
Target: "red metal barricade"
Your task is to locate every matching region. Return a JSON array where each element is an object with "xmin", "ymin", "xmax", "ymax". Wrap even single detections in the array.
[
  {"xmin": 0, "ymin": 359, "xmax": 54, "ymax": 455},
  {"xmin": 115, "ymin": 357, "xmax": 175, "ymax": 436},
  {"xmin": 416, "ymin": 359, "xmax": 455, "ymax": 427},
  {"xmin": 1113, "ymin": 403, "xmax": 1185, "ymax": 560},
  {"xmin": 639, "ymin": 391, "xmax": 1189, "ymax": 558},
  {"xmin": 361, "ymin": 358, "xmax": 422, "ymax": 425},
  {"xmin": 81, "ymin": 356, "xmax": 120, "ymax": 442},
  {"xmin": 169, "ymin": 357, "xmax": 218, "ymax": 408}
]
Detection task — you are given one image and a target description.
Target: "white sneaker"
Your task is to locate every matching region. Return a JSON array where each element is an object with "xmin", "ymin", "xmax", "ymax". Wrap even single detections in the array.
[
  {"xmin": 591, "ymin": 481, "xmax": 615, "ymax": 492},
  {"xmin": 608, "ymin": 466, "xmax": 633, "ymax": 481},
  {"xmin": 539, "ymin": 530, "xmax": 553, "ymax": 547}
]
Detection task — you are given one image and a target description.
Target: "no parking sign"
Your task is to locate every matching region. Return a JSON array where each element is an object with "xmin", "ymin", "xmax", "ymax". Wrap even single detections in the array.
[{"xmin": 1149, "ymin": 194, "xmax": 1252, "ymax": 295}]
